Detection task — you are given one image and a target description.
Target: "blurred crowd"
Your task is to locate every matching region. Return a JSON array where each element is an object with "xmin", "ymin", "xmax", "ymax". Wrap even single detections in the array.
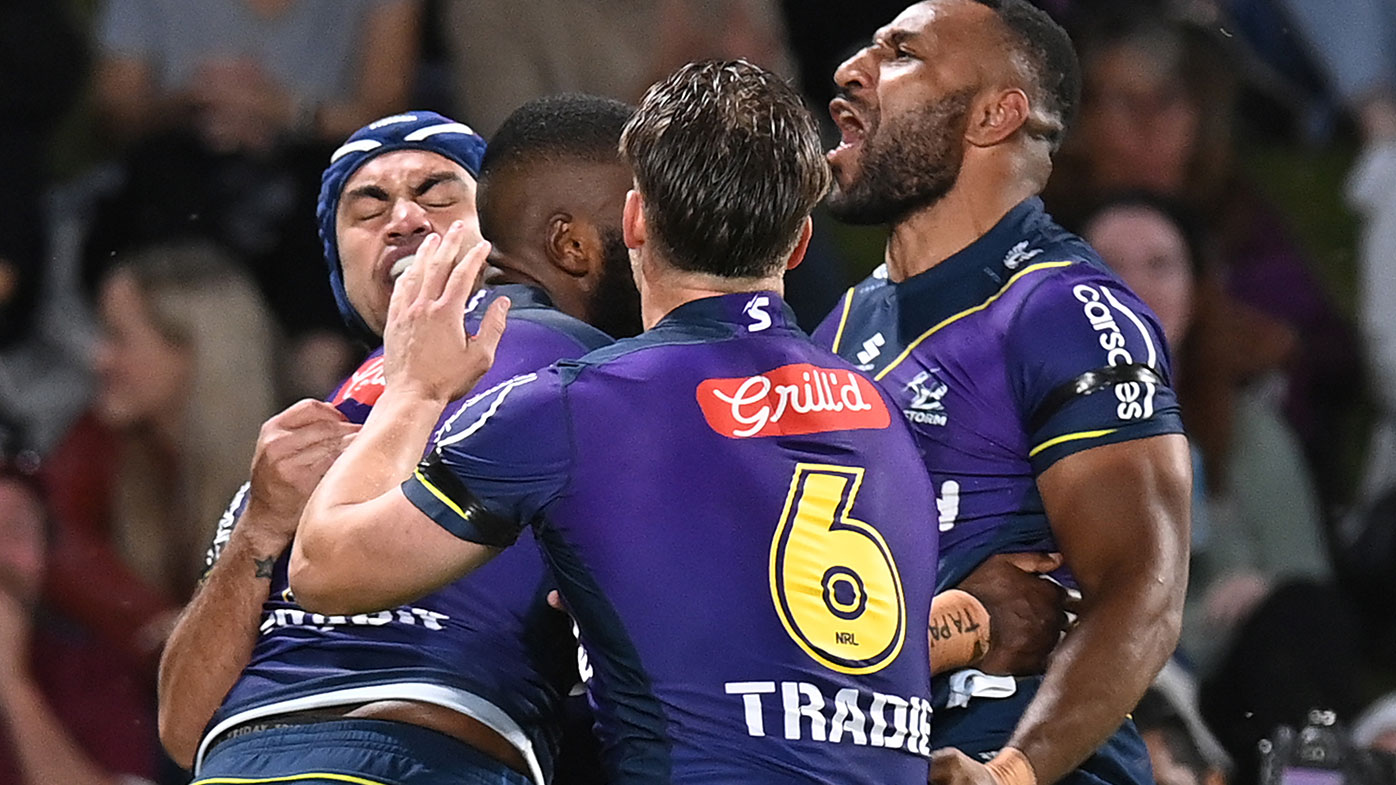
[{"xmin": 0, "ymin": 1, "xmax": 1393, "ymax": 784}]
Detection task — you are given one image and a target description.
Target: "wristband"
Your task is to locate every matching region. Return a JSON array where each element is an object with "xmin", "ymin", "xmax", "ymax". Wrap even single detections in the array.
[
  {"xmin": 986, "ymin": 746, "xmax": 1037, "ymax": 785},
  {"xmin": 927, "ymin": 589, "xmax": 992, "ymax": 673}
]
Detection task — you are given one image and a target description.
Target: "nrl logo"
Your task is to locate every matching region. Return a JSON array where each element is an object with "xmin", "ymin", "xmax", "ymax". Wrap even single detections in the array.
[{"xmin": 1003, "ymin": 240, "xmax": 1043, "ymax": 270}]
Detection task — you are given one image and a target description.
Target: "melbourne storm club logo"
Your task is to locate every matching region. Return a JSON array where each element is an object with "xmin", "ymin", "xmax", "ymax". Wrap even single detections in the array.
[{"xmin": 903, "ymin": 370, "xmax": 948, "ymax": 426}]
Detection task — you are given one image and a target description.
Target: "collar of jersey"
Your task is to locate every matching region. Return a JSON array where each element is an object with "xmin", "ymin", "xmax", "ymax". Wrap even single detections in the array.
[
  {"xmin": 478, "ymin": 282, "xmax": 557, "ymax": 313},
  {"xmin": 653, "ymin": 290, "xmax": 799, "ymax": 335},
  {"xmin": 895, "ymin": 197, "xmax": 1048, "ymax": 298}
]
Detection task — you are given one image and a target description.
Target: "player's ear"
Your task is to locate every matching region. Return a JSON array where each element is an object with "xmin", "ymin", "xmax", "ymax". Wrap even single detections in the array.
[
  {"xmin": 785, "ymin": 216, "xmax": 813, "ymax": 271},
  {"xmin": 546, "ymin": 213, "xmax": 594, "ymax": 277},
  {"xmin": 623, "ymin": 189, "xmax": 647, "ymax": 250},
  {"xmin": 966, "ymin": 87, "xmax": 1030, "ymax": 148}
]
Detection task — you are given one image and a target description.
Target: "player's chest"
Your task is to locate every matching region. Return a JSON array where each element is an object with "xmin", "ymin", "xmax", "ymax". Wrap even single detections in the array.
[{"xmin": 842, "ymin": 310, "xmax": 1012, "ymax": 429}]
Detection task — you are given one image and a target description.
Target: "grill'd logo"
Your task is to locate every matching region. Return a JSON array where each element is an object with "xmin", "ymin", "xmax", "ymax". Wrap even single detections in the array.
[{"xmin": 698, "ymin": 364, "xmax": 890, "ymax": 438}]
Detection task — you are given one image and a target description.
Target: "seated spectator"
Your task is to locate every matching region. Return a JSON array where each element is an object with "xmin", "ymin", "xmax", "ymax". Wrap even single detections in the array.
[
  {"xmin": 442, "ymin": 0, "xmax": 793, "ymax": 136},
  {"xmin": 92, "ymin": 242, "xmax": 277, "ymax": 600},
  {"xmin": 1354, "ymin": 694, "xmax": 1396, "ymax": 756},
  {"xmin": 94, "ymin": 0, "xmax": 421, "ymax": 154},
  {"xmin": 1081, "ymin": 194, "xmax": 1363, "ymax": 785},
  {"xmin": 1133, "ymin": 683, "xmax": 1229, "ymax": 785},
  {"xmin": 1047, "ymin": 3, "xmax": 1364, "ymax": 513},
  {"xmin": 87, "ymin": 0, "xmax": 423, "ymax": 345},
  {"xmin": 0, "ymin": 464, "xmax": 160, "ymax": 785}
]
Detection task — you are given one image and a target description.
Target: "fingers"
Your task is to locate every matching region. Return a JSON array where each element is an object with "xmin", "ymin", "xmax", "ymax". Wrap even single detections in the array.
[
  {"xmin": 391, "ymin": 232, "xmax": 433, "ymax": 312},
  {"xmin": 472, "ymin": 295, "xmax": 511, "ymax": 359},
  {"xmin": 419, "ymin": 221, "xmax": 472, "ymax": 301},
  {"xmin": 546, "ymin": 589, "xmax": 568, "ymax": 613},
  {"xmin": 443, "ymin": 240, "xmax": 491, "ymax": 311},
  {"xmin": 268, "ymin": 399, "xmax": 347, "ymax": 429},
  {"xmin": 260, "ymin": 419, "xmax": 360, "ymax": 461},
  {"xmin": 998, "ymin": 551, "xmax": 1063, "ymax": 574}
]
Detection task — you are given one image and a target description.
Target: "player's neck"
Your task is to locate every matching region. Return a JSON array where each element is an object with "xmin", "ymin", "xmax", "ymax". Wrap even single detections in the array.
[
  {"xmin": 884, "ymin": 177, "xmax": 1039, "ymax": 283},
  {"xmin": 638, "ymin": 260, "xmax": 783, "ymax": 331}
]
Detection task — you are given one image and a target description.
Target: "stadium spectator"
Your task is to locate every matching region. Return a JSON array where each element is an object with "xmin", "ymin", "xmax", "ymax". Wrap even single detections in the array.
[
  {"xmin": 1354, "ymin": 693, "xmax": 1396, "ymax": 755},
  {"xmin": 1081, "ymin": 194, "xmax": 1327, "ymax": 668},
  {"xmin": 0, "ymin": 466, "xmax": 161, "ymax": 785},
  {"xmin": 94, "ymin": 242, "xmax": 277, "ymax": 600},
  {"xmin": 86, "ymin": 0, "xmax": 424, "ymax": 352},
  {"xmin": 1082, "ymin": 192, "xmax": 1363, "ymax": 785},
  {"xmin": 441, "ymin": 0, "xmax": 793, "ymax": 137},
  {"xmin": 1045, "ymin": 4, "xmax": 1364, "ymax": 513},
  {"xmin": 1132, "ymin": 685, "xmax": 1229, "ymax": 785}
]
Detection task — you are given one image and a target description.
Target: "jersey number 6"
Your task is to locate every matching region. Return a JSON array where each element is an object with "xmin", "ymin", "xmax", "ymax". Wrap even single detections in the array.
[{"xmin": 770, "ymin": 463, "xmax": 908, "ymax": 674}]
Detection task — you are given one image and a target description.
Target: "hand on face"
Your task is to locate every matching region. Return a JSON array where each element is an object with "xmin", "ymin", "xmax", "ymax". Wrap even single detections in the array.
[
  {"xmin": 383, "ymin": 223, "xmax": 509, "ymax": 403},
  {"xmin": 242, "ymin": 399, "xmax": 360, "ymax": 553}
]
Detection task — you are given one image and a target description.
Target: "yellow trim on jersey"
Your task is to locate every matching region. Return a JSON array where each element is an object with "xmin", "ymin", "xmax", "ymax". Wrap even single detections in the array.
[
  {"xmin": 829, "ymin": 288, "xmax": 856, "ymax": 352},
  {"xmin": 1028, "ymin": 429, "xmax": 1119, "ymax": 458},
  {"xmin": 873, "ymin": 260, "xmax": 1074, "ymax": 381},
  {"xmin": 412, "ymin": 468, "xmax": 468, "ymax": 522},
  {"xmin": 192, "ymin": 774, "xmax": 390, "ymax": 785}
]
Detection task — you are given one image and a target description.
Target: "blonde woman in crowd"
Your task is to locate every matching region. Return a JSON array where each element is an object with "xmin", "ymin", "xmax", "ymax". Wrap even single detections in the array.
[{"xmin": 94, "ymin": 242, "xmax": 277, "ymax": 600}]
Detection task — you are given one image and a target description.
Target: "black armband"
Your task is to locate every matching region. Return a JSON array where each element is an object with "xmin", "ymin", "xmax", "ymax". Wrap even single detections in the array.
[
  {"xmin": 1027, "ymin": 362, "xmax": 1167, "ymax": 434},
  {"xmin": 415, "ymin": 457, "xmax": 519, "ymax": 548}
]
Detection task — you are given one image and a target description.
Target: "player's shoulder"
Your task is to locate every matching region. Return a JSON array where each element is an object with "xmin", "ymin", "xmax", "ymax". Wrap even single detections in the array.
[
  {"xmin": 1008, "ymin": 239, "xmax": 1145, "ymax": 319},
  {"xmin": 550, "ymin": 319, "xmax": 729, "ymax": 387},
  {"xmin": 476, "ymin": 284, "xmax": 613, "ymax": 356}
]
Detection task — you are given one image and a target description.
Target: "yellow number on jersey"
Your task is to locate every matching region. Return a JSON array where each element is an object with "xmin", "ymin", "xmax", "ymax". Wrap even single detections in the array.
[{"xmin": 770, "ymin": 463, "xmax": 907, "ymax": 674}]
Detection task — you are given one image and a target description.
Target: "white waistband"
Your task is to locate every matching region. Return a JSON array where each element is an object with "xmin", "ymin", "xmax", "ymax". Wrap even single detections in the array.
[{"xmin": 195, "ymin": 682, "xmax": 544, "ymax": 785}]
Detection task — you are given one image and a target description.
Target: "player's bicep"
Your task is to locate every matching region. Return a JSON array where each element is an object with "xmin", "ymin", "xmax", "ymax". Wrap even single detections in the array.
[
  {"xmin": 289, "ymin": 486, "xmax": 498, "ymax": 614},
  {"xmin": 1036, "ymin": 434, "xmax": 1191, "ymax": 601}
]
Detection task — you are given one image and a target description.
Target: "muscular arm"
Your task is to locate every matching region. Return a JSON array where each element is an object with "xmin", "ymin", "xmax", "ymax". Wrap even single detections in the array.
[
  {"xmin": 155, "ymin": 517, "xmax": 280, "ymax": 768},
  {"xmin": 157, "ymin": 401, "xmax": 358, "ymax": 767},
  {"xmin": 1007, "ymin": 434, "xmax": 1191, "ymax": 784},
  {"xmin": 290, "ymin": 388, "xmax": 497, "ymax": 614}
]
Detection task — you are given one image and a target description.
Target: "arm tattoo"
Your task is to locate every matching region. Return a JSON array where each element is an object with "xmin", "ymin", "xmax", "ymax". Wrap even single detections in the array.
[{"xmin": 254, "ymin": 556, "xmax": 276, "ymax": 579}]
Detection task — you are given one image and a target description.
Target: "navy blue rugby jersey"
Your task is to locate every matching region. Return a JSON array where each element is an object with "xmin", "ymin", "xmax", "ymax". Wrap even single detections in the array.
[
  {"xmin": 814, "ymin": 198, "xmax": 1185, "ymax": 592},
  {"xmin": 403, "ymin": 292, "xmax": 939, "ymax": 785},
  {"xmin": 199, "ymin": 285, "xmax": 611, "ymax": 785}
]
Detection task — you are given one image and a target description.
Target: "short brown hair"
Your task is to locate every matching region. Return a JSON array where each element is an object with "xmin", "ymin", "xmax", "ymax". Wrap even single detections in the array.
[{"xmin": 620, "ymin": 59, "xmax": 831, "ymax": 279}]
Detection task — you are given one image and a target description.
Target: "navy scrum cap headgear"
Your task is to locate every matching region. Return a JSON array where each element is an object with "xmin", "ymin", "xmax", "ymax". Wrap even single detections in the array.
[{"xmin": 316, "ymin": 111, "xmax": 487, "ymax": 337}]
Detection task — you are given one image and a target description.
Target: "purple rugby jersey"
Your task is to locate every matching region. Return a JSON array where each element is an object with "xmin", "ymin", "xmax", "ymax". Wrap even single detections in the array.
[
  {"xmin": 198, "ymin": 285, "xmax": 611, "ymax": 785},
  {"xmin": 404, "ymin": 292, "xmax": 939, "ymax": 785},
  {"xmin": 814, "ymin": 199, "xmax": 1181, "ymax": 785},
  {"xmin": 815, "ymin": 198, "xmax": 1185, "ymax": 593}
]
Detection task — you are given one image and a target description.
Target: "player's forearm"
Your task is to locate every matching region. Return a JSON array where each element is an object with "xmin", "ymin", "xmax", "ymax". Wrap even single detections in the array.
[
  {"xmin": 1005, "ymin": 574, "xmax": 1182, "ymax": 785},
  {"xmin": 0, "ymin": 676, "xmax": 118, "ymax": 785},
  {"xmin": 292, "ymin": 389, "xmax": 445, "ymax": 610},
  {"xmin": 157, "ymin": 528, "xmax": 281, "ymax": 767}
]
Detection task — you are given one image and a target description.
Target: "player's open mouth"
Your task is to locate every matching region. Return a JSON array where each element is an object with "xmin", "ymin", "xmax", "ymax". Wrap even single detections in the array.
[
  {"xmin": 389, "ymin": 253, "xmax": 417, "ymax": 281},
  {"xmin": 828, "ymin": 98, "xmax": 866, "ymax": 162}
]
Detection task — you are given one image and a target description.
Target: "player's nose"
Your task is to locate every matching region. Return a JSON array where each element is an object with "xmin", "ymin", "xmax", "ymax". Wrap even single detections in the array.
[
  {"xmin": 834, "ymin": 46, "xmax": 875, "ymax": 94},
  {"xmin": 385, "ymin": 198, "xmax": 430, "ymax": 239}
]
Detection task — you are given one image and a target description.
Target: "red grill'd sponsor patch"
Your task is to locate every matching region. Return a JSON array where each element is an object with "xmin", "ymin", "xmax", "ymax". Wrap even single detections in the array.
[
  {"xmin": 332, "ymin": 355, "xmax": 386, "ymax": 407},
  {"xmin": 698, "ymin": 363, "xmax": 891, "ymax": 438}
]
